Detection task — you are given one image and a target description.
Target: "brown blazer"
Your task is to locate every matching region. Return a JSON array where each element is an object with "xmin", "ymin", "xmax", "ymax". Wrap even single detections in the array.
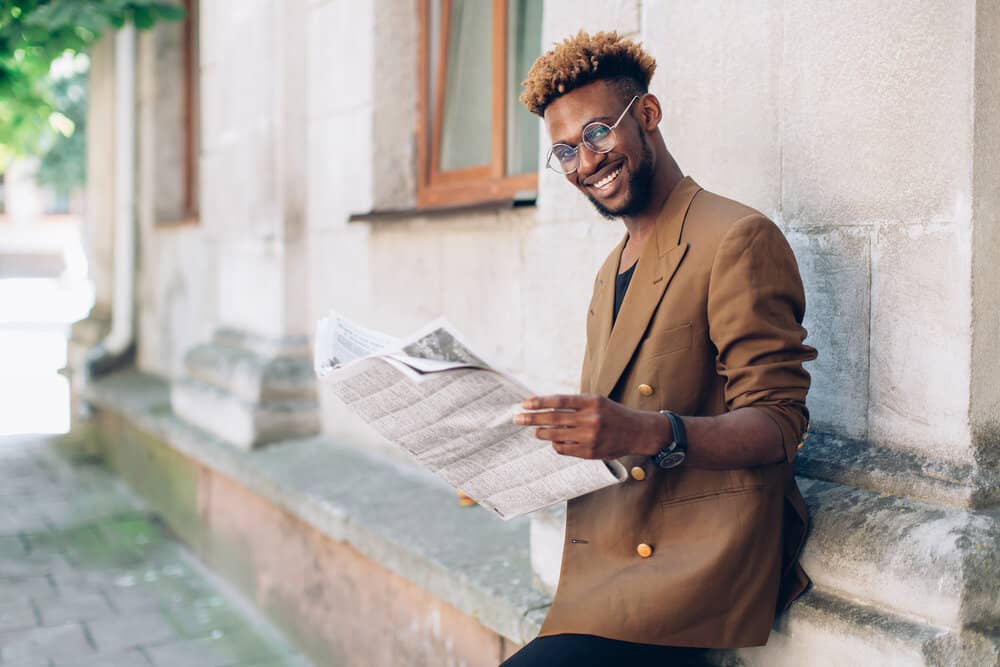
[{"xmin": 537, "ymin": 176, "xmax": 817, "ymax": 649}]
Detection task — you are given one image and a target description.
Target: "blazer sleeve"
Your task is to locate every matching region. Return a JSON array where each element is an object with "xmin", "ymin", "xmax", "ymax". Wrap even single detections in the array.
[{"xmin": 706, "ymin": 214, "xmax": 818, "ymax": 462}]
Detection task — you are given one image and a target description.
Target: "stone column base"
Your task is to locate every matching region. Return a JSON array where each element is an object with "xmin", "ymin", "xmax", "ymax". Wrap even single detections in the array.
[{"xmin": 171, "ymin": 328, "xmax": 318, "ymax": 449}]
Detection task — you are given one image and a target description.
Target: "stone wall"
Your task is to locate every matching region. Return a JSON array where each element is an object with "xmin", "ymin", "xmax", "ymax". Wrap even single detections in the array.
[
  {"xmin": 305, "ymin": 0, "xmax": 997, "ymax": 485},
  {"xmin": 78, "ymin": 0, "xmax": 1000, "ymax": 663},
  {"xmin": 133, "ymin": 18, "xmax": 217, "ymax": 379}
]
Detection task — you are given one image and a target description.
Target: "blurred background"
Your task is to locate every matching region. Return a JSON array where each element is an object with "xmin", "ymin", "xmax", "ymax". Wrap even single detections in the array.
[{"xmin": 2, "ymin": 1, "xmax": 999, "ymax": 666}]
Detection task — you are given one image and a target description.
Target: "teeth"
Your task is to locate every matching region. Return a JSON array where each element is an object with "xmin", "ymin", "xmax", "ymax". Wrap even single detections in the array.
[{"xmin": 594, "ymin": 167, "xmax": 621, "ymax": 189}]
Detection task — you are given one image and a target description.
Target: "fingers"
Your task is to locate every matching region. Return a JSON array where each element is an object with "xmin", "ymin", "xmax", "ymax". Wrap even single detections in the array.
[
  {"xmin": 532, "ymin": 426, "xmax": 587, "ymax": 442},
  {"xmin": 522, "ymin": 394, "xmax": 596, "ymax": 410},
  {"xmin": 551, "ymin": 441, "xmax": 596, "ymax": 459},
  {"xmin": 513, "ymin": 410, "xmax": 578, "ymax": 427}
]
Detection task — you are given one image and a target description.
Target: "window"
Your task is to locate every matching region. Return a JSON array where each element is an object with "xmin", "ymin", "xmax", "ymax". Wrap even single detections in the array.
[
  {"xmin": 181, "ymin": 0, "xmax": 199, "ymax": 218},
  {"xmin": 418, "ymin": 0, "xmax": 543, "ymax": 208}
]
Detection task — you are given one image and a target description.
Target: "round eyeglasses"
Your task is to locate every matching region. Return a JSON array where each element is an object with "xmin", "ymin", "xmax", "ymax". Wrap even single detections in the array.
[{"xmin": 546, "ymin": 95, "xmax": 641, "ymax": 175}]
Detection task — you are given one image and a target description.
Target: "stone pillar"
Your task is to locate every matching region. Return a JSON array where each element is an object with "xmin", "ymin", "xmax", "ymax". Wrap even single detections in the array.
[
  {"xmin": 68, "ymin": 34, "xmax": 116, "ymax": 412},
  {"xmin": 171, "ymin": 0, "xmax": 317, "ymax": 449}
]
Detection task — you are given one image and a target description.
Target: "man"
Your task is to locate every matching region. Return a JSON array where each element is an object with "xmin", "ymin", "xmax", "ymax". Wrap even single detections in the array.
[{"xmin": 503, "ymin": 32, "xmax": 817, "ymax": 665}]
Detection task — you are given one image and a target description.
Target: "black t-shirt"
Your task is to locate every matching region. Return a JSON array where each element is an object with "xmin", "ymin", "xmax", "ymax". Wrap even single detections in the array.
[{"xmin": 613, "ymin": 260, "xmax": 637, "ymax": 324}]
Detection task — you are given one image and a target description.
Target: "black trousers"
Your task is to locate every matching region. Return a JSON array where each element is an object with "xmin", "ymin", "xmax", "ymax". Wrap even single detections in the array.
[{"xmin": 499, "ymin": 633, "xmax": 709, "ymax": 666}]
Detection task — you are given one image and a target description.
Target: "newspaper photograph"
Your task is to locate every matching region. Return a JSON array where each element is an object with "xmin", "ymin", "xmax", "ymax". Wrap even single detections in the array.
[{"xmin": 315, "ymin": 312, "xmax": 627, "ymax": 519}]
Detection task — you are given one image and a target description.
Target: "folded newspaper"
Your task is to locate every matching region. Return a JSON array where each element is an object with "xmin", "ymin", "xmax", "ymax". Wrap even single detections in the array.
[{"xmin": 313, "ymin": 312, "xmax": 628, "ymax": 520}]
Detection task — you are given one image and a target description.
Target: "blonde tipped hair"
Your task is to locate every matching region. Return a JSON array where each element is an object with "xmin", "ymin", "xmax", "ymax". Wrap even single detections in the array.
[{"xmin": 520, "ymin": 31, "xmax": 657, "ymax": 116}]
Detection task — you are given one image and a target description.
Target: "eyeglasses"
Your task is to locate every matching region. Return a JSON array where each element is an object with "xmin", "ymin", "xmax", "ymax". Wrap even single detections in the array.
[{"xmin": 546, "ymin": 95, "xmax": 641, "ymax": 175}]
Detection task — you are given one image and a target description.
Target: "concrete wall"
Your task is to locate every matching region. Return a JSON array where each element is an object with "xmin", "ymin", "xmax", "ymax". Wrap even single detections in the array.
[
  {"xmin": 198, "ymin": 0, "xmax": 309, "ymax": 340},
  {"xmin": 135, "ymin": 21, "xmax": 216, "ymax": 379}
]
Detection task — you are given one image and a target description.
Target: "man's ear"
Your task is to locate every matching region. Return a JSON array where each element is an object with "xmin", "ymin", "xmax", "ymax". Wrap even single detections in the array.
[{"xmin": 638, "ymin": 94, "xmax": 662, "ymax": 131}]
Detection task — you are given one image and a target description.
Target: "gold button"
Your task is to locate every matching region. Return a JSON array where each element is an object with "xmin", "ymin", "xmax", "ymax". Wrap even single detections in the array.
[
  {"xmin": 630, "ymin": 466, "xmax": 646, "ymax": 481},
  {"xmin": 636, "ymin": 543, "xmax": 653, "ymax": 558},
  {"xmin": 638, "ymin": 383, "xmax": 654, "ymax": 397},
  {"xmin": 797, "ymin": 441, "xmax": 805, "ymax": 451}
]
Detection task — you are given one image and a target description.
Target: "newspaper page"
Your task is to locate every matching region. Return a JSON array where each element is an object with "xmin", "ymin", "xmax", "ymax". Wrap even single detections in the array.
[{"xmin": 315, "ymin": 313, "xmax": 627, "ymax": 519}]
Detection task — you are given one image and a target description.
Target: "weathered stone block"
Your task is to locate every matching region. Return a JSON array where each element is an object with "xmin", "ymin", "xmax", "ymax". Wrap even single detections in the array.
[
  {"xmin": 307, "ymin": 0, "xmax": 373, "ymax": 119},
  {"xmin": 643, "ymin": 0, "xmax": 782, "ymax": 216},
  {"xmin": 182, "ymin": 332, "xmax": 315, "ymax": 403},
  {"xmin": 520, "ymin": 221, "xmax": 614, "ymax": 391},
  {"xmin": 785, "ymin": 226, "xmax": 870, "ymax": 440},
  {"xmin": 869, "ymin": 223, "xmax": 972, "ymax": 463},
  {"xmin": 798, "ymin": 478, "xmax": 1000, "ymax": 629},
  {"xmin": 781, "ymin": 0, "xmax": 975, "ymax": 227},
  {"xmin": 542, "ymin": 0, "xmax": 640, "ymax": 41},
  {"xmin": 719, "ymin": 590, "xmax": 995, "ymax": 667},
  {"xmin": 308, "ymin": 109, "xmax": 374, "ymax": 225},
  {"xmin": 172, "ymin": 377, "xmax": 318, "ymax": 450}
]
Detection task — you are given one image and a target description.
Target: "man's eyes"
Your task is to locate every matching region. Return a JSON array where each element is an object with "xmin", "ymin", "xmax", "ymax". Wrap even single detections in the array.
[{"xmin": 552, "ymin": 146, "xmax": 576, "ymax": 161}]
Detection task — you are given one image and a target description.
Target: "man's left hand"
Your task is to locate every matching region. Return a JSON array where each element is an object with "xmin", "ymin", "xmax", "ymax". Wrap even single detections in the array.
[{"xmin": 514, "ymin": 394, "xmax": 671, "ymax": 459}]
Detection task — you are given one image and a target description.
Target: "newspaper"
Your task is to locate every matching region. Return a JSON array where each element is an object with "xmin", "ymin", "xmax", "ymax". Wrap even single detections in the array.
[{"xmin": 314, "ymin": 312, "xmax": 628, "ymax": 520}]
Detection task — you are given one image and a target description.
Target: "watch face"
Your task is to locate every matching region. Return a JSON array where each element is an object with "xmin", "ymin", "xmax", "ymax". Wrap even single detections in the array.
[{"xmin": 657, "ymin": 451, "xmax": 686, "ymax": 469}]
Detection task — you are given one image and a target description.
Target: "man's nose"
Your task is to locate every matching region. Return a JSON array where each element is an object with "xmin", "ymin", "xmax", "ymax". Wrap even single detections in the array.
[{"xmin": 577, "ymin": 145, "xmax": 605, "ymax": 178}]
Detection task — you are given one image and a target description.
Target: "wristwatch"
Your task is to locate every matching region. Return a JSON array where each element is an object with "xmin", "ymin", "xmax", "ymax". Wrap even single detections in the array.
[{"xmin": 650, "ymin": 410, "xmax": 687, "ymax": 469}]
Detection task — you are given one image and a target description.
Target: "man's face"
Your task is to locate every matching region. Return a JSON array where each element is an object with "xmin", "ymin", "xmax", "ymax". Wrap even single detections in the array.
[{"xmin": 543, "ymin": 80, "xmax": 656, "ymax": 219}]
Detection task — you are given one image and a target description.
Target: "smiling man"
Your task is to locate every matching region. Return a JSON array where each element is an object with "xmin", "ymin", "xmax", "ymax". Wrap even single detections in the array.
[{"xmin": 502, "ymin": 32, "xmax": 818, "ymax": 666}]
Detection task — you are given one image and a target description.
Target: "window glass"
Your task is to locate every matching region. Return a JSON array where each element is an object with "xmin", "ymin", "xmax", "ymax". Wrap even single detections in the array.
[
  {"xmin": 505, "ymin": 0, "xmax": 542, "ymax": 176},
  {"xmin": 427, "ymin": 0, "xmax": 441, "ymax": 148},
  {"xmin": 439, "ymin": 0, "xmax": 493, "ymax": 171}
]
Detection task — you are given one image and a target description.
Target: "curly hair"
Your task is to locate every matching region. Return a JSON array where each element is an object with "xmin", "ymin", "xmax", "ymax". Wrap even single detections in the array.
[{"xmin": 520, "ymin": 31, "xmax": 657, "ymax": 116}]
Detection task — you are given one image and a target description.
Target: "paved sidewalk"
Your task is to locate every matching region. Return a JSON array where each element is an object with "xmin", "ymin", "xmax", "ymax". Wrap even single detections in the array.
[{"xmin": 0, "ymin": 435, "xmax": 314, "ymax": 667}]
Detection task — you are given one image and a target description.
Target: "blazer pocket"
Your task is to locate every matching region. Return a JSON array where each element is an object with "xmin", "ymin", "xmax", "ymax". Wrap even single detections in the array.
[
  {"xmin": 642, "ymin": 322, "xmax": 693, "ymax": 359},
  {"xmin": 659, "ymin": 484, "xmax": 766, "ymax": 509}
]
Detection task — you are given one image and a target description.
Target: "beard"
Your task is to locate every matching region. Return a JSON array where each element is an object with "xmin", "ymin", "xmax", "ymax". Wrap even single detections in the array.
[{"xmin": 585, "ymin": 132, "xmax": 655, "ymax": 220}]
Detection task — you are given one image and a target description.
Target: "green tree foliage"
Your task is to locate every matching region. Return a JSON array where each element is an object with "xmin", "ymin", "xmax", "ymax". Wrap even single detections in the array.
[
  {"xmin": 35, "ymin": 63, "xmax": 86, "ymax": 192},
  {"xmin": 0, "ymin": 0, "xmax": 185, "ymax": 163}
]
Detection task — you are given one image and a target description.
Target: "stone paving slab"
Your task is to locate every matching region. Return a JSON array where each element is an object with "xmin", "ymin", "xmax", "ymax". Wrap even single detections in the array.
[{"xmin": 0, "ymin": 435, "xmax": 315, "ymax": 667}]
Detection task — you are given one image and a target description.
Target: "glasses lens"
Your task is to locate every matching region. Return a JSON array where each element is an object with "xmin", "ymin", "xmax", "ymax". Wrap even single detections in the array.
[
  {"xmin": 549, "ymin": 144, "xmax": 578, "ymax": 174},
  {"xmin": 582, "ymin": 123, "xmax": 615, "ymax": 153}
]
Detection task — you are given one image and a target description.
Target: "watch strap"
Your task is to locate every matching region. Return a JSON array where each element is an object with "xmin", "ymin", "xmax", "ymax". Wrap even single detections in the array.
[{"xmin": 651, "ymin": 410, "xmax": 688, "ymax": 469}]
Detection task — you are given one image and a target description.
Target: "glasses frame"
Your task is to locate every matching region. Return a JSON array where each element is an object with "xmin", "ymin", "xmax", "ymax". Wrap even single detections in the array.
[{"xmin": 546, "ymin": 95, "xmax": 642, "ymax": 175}]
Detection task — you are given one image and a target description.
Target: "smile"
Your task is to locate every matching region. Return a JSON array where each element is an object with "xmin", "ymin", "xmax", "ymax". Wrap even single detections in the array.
[{"xmin": 592, "ymin": 167, "xmax": 622, "ymax": 190}]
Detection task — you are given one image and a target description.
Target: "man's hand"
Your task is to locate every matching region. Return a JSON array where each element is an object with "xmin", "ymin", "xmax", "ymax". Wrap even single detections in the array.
[{"xmin": 514, "ymin": 394, "xmax": 671, "ymax": 460}]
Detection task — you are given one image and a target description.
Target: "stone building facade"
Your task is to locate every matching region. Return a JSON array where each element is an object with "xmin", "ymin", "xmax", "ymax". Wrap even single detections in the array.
[{"xmin": 72, "ymin": 1, "xmax": 1000, "ymax": 665}]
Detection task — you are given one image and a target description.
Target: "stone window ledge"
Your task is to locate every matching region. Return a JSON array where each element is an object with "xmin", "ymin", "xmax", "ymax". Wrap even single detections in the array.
[
  {"xmin": 82, "ymin": 371, "xmax": 551, "ymax": 645},
  {"xmin": 348, "ymin": 192, "xmax": 537, "ymax": 224}
]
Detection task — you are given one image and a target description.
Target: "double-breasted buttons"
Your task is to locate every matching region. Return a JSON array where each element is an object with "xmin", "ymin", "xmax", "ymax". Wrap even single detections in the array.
[
  {"xmin": 630, "ymin": 466, "xmax": 646, "ymax": 481},
  {"xmin": 637, "ymin": 383, "xmax": 654, "ymax": 397},
  {"xmin": 798, "ymin": 428, "xmax": 811, "ymax": 451},
  {"xmin": 636, "ymin": 543, "xmax": 653, "ymax": 558}
]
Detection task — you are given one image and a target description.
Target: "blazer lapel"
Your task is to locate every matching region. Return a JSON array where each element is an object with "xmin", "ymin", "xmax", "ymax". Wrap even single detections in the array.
[
  {"xmin": 591, "ymin": 177, "xmax": 702, "ymax": 398},
  {"xmin": 584, "ymin": 235, "xmax": 627, "ymax": 392}
]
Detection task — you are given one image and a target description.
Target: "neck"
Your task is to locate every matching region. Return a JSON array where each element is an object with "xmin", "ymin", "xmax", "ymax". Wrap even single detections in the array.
[{"xmin": 621, "ymin": 146, "xmax": 684, "ymax": 246}]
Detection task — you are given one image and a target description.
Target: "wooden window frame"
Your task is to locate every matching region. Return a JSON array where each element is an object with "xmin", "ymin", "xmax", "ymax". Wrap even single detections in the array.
[
  {"xmin": 181, "ymin": 0, "xmax": 199, "ymax": 219},
  {"xmin": 417, "ymin": 0, "xmax": 538, "ymax": 209}
]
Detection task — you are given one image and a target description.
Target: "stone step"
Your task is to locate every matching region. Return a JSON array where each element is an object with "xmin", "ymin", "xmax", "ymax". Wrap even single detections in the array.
[
  {"xmin": 798, "ymin": 478, "xmax": 1000, "ymax": 630},
  {"xmin": 171, "ymin": 376, "xmax": 318, "ymax": 449},
  {"xmin": 528, "ymin": 478, "xmax": 1000, "ymax": 631},
  {"xmin": 714, "ymin": 589, "xmax": 999, "ymax": 667},
  {"xmin": 182, "ymin": 338, "xmax": 316, "ymax": 403}
]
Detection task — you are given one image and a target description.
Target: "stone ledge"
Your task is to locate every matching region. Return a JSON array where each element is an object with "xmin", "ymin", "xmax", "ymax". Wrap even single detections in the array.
[
  {"xmin": 171, "ymin": 377, "xmax": 319, "ymax": 449},
  {"xmin": 716, "ymin": 589, "xmax": 1000, "ymax": 667},
  {"xmin": 798, "ymin": 432, "xmax": 999, "ymax": 509},
  {"xmin": 84, "ymin": 370, "xmax": 551, "ymax": 645},
  {"xmin": 798, "ymin": 478, "xmax": 1000, "ymax": 630},
  {"xmin": 182, "ymin": 335, "xmax": 316, "ymax": 403}
]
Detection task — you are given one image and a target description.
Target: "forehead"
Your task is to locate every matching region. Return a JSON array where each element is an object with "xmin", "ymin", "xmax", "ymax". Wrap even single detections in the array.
[{"xmin": 543, "ymin": 80, "xmax": 622, "ymax": 144}]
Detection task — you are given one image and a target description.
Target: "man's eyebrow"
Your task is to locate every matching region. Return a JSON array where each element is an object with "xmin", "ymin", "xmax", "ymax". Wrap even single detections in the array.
[{"xmin": 552, "ymin": 115, "xmax": 615, "ymax": 146}]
